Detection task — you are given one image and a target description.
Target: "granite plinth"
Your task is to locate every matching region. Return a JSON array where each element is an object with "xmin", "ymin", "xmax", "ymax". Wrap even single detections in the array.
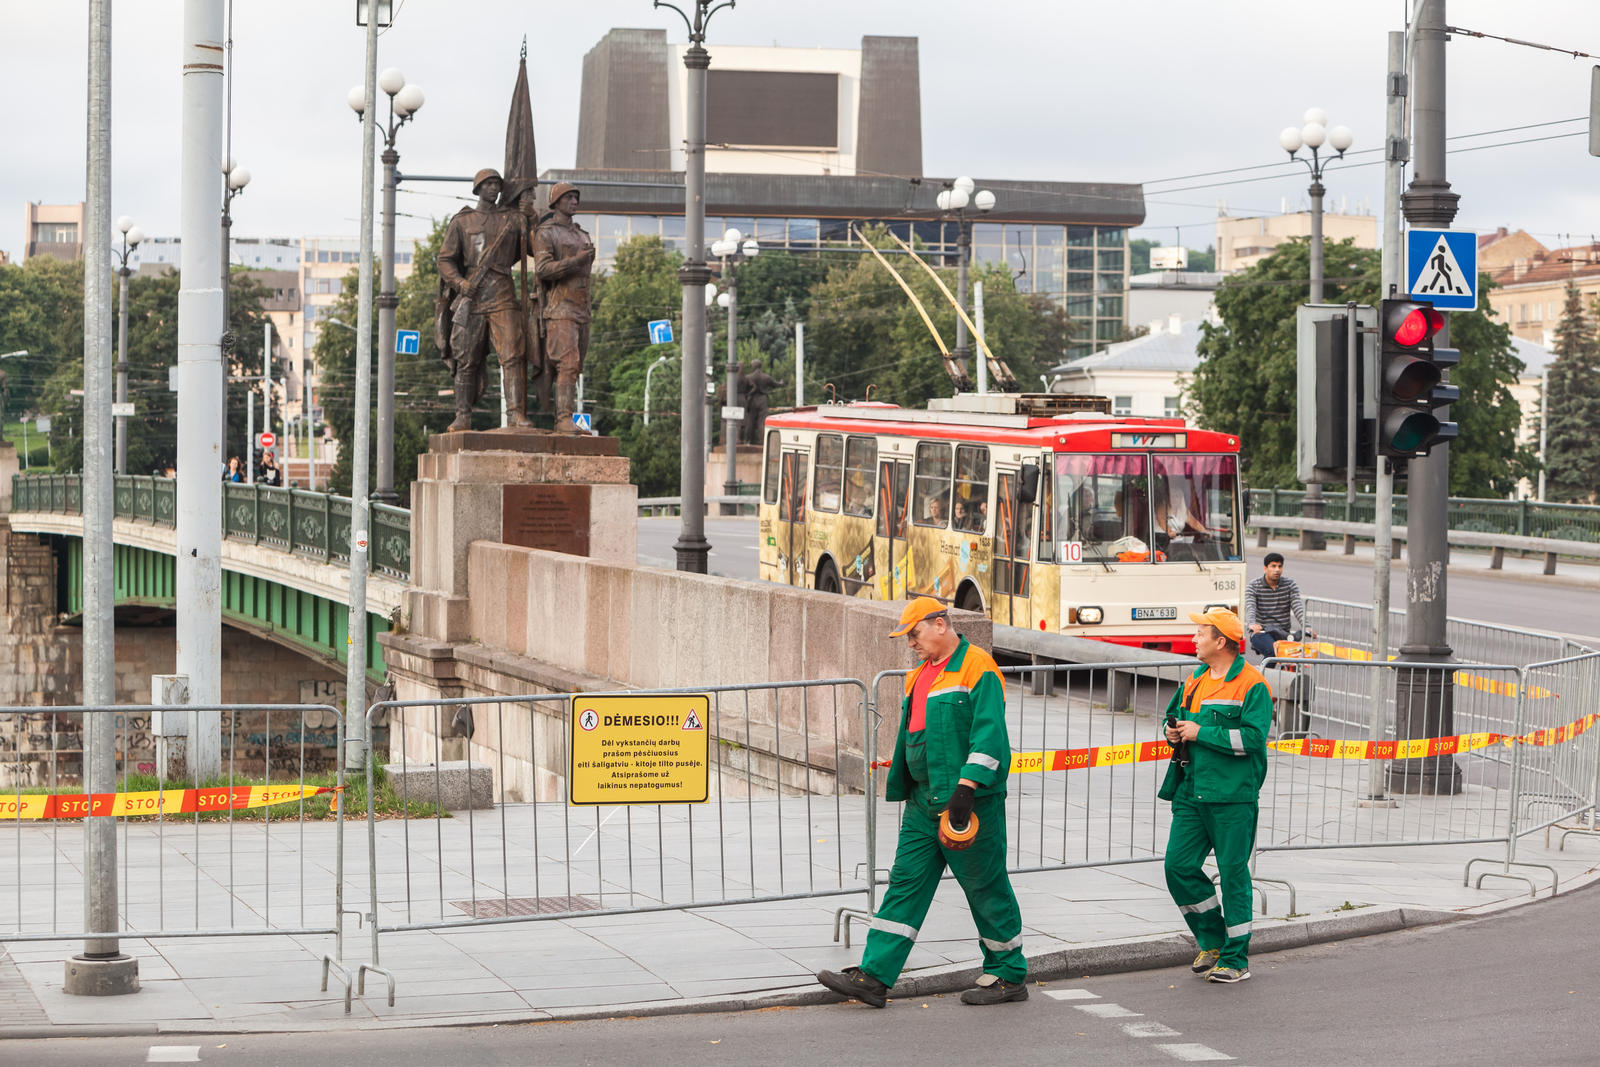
[{"xmin": 427, "ymin": 429, "xmax": 619, "ymax": 457}]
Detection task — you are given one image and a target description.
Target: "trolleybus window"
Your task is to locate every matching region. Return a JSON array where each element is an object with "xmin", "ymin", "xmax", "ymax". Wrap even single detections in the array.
[
  {"xmin": 1151, "ymin": 454, "xmax": 1240, "ymax": 561},
  {"xmin": 842, "ymin": 437, "xmax": 877, "ymax": 517},
  {"xmin": 952, "ymin": 445, "xmax": 989, "ymax": 533},
  {"xmin": 913, "ymin": 441, "xmax": 952, "ymax": 528},
  {"xmin": 813, "ymin": 434, "xmax": 844, "ymax": 513},
  {"xmin": 1053, "ymin": 454, "xmax": 1151, "ymax": 563},
  {"xmin": 762, "ymin": 431, "xmax": 781, "ymax": 505}
]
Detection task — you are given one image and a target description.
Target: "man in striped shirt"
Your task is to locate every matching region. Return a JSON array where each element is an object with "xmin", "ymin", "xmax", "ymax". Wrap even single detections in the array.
[{"xmin": 1244, "ymin": 553, "xmax": 1314, "ymax": 658}]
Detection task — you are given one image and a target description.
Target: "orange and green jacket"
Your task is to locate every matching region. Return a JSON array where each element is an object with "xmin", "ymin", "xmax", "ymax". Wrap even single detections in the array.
[
  {"xmin": 884, "ymin": 636, "xmax": 1010, "ymax": 807},
  {"xmin": 1158, "ymin": 655, "xmax": 1273, "ymax": 804}
]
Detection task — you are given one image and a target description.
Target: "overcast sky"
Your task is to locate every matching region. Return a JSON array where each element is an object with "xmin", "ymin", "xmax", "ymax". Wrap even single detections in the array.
[{"xmin": 4, "ymin": 0, "xmax": 1597, "ymax": 261}]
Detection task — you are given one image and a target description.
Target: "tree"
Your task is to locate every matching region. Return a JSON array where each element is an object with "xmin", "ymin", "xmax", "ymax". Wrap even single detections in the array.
[
  {"xmin": 1544, "ymin": 284, "xmax": 1600, "ymax": 502},
  {"xmin": 1187, "ymin": 238, "xmax": 1529, "ymax": 493},
  {"xmin": 0, "ymin": 256, "xmax": 83, "ymax": 462}
]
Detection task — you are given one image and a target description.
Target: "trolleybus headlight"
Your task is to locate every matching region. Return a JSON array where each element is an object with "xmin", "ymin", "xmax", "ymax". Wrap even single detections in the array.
[{"xmin": 1077, "ymin": 606, "xmax": 1103, "ymax": 624}]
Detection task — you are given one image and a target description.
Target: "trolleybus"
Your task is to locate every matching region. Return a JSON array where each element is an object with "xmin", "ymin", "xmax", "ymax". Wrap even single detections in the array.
[{"xmin": 757, "ymin": 393, "xmax": 1247, "ymax": 654}]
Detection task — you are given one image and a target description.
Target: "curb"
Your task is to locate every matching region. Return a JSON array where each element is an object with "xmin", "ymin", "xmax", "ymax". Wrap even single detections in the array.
[{"xmin": 0, "ymin": 905, "xmax": 1477, "ymax": 1038}]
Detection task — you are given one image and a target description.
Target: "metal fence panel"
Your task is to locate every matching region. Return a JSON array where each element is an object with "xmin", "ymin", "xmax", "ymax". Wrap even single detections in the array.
[{"xmin": 0, "ymin": 703, "xmax": 345, "ymax": 943}]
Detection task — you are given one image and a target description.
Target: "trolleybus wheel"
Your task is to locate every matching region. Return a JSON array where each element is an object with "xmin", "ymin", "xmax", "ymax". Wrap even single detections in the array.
[
  {"xmin": 816, "ymin": 560, "xmax": 842, "ymax": 595},
  {"xmin": 956, "ymin": 582, "xmax": 983, "ymax": 614}
]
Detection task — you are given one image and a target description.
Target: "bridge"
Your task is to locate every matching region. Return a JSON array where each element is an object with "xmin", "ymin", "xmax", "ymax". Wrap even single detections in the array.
[{"xmin": 6, "ymin": 474, "xmax": 409, "ymax": 692}]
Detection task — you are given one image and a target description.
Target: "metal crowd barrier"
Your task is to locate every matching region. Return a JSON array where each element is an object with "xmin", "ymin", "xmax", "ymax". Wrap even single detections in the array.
[
  {"xmin": 345, "ymin": 679, "xmax": 872, "ymax": 1006},
  {"xmin": 0, "ymin": 704, "xmax": 346, "ymax": 945}
]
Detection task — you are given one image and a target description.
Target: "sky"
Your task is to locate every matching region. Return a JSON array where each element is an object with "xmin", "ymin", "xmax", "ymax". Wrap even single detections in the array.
[{"xmin": 3, "ymin": 0, "xmax": 1598, "ymax": 261}]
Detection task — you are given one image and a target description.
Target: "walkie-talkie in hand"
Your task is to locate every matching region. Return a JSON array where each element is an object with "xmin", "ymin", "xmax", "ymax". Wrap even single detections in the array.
[{"xmin": 1165, "ymin": 714, "xmax": 1190, "ymax": 767}]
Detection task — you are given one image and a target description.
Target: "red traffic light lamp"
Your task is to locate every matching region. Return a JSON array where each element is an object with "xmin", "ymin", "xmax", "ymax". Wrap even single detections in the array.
[{"xmin": 1376, "ymin": 298, "xmax": 1458, "ymax": 458}]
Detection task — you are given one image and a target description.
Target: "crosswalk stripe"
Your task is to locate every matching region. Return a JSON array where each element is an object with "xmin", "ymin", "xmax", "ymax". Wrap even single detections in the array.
[
  {"xmin": 1156, "ymin": 1043, "xmax": 1234, "ymax": 1062},
  {"xmin": 1042, "ymin": 988, "xmax": 1100, "ymax": 1001},
  {"xmin": 1074, "ymin": 1002, "xmax": 1142, "ymax": 1018},
  {"xmin": 1123, "ymin": 1021, "xmax": 1183, "ymax": 1038},
  {"xmin": 147, "ymin": 1048, "xmax": 201, "ymax": 1064}
]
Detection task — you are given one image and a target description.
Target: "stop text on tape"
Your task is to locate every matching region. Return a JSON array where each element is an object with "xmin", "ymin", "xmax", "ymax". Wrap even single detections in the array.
[{"xmin": 0, "ymin": 784, "xmax": 337, "ymax": 820}]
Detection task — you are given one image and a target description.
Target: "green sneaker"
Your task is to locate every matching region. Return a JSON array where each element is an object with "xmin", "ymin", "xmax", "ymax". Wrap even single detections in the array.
[
  {"xmin": 1191, "ymin": 949, "xmax": 1221, "ymax": 976},
  {"xmin": 1207, "ymin": 966, "xmax": 1251, "ymax": 984}
]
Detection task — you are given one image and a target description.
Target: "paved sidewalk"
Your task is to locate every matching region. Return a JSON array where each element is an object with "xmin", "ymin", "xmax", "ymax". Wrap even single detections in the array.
[{"xmin": 3, "ymin": 812, "xmax": 1597, "ymax": 1036}]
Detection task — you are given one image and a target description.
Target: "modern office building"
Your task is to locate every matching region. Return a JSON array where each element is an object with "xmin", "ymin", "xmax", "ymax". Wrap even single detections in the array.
[{"xmin": 555, "ymin": 30, "xmax": 1145, "ymax": 358}]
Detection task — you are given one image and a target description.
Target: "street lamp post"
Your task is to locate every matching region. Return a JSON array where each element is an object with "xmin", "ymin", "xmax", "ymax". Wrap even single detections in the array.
[
  {"xmin": 936, "ymin": 176, "xmax": 996, "ymax": 391},
  {"xmin": 348, "ymin": 70, "xmax": 424, "ymax": 503},
  {"xmin": 220, "ymin": 159, "xmax": 250, "ymax": 467},
  {"xmin": 644, "ymin": 353, "xmax": 673, "ymax": 426},
  {"xmin": 712, "ymin": 228, "xmax": 758, "ymax": 514},
  {"xmin": 1278, "ymin": 109, "xmax": 1353, "ymax": 550},
  {"xmin": 113, "ymin": 217, "xmax": 144, "ymax": 475},
  {"xmin": 658, "ymin": 0, "xmax": 734, "ymax": 573}
]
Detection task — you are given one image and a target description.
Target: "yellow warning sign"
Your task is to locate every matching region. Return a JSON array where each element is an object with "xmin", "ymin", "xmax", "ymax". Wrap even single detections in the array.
[{"xmin": 569, "ymin": 694, "xmax": 710, "ymax": 805}]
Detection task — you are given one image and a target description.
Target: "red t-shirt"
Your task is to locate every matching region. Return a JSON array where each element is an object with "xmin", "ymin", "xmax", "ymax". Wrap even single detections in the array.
[{"xmin": 908, "ymin": 654, "xmax": 952, "ymax": 733}]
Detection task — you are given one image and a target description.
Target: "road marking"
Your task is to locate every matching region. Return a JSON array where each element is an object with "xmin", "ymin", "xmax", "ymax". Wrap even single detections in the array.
[
  {"xmin": 1042, "ymin": 988, "xmax": 1100, "ymax": 1000},
  {"xmin": 1156, "ymin": 1043, "xmax": 1234, "ymax": 1062},
  {"xmin": 148, "ymin": 1048, "xmax": 201, "ymax": 1063},
  {"xmin": 1074, "ymin": 1002, "xmax": 1142, "ymax": 1018},
  {"xmin": 1123, "ymin": 1021, "xmax": 1183, "ymax": 1038}
]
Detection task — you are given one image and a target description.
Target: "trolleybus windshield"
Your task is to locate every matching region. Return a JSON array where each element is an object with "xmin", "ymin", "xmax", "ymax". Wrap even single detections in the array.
[{"xmin": 1053, "ymin": 453, "xmax": 1239, "ymax": 564}]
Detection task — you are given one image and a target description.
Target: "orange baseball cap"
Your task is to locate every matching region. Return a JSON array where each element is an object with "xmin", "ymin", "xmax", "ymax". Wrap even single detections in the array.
[
  {"xmin": 890, "ymin": 596, "xmax": 948, "ymax": 637},
  {"xmin": 1188, "ymin": 607, "xmax": 1243, "ymax": 643}
]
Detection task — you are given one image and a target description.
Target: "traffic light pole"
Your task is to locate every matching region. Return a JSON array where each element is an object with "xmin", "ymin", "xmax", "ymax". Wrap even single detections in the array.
[{"xmin": 1393, "ymin": 0, "xmax": 1462, "ymax": 795}]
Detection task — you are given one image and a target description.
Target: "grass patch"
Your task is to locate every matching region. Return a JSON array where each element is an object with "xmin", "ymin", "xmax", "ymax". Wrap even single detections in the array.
[{"xmin": 6, "ymin": 755, "xmax": 446, "ymax": 822}]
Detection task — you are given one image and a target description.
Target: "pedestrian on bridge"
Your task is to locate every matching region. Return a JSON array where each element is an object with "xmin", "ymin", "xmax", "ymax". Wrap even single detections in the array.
[
  {"xmin": 1160, "ymin": 607, "xmax": 1272, "ymax": 984},
  {"xmin": 817, "ymin": 597, "xmax": 1027, "ymax": 1008}
]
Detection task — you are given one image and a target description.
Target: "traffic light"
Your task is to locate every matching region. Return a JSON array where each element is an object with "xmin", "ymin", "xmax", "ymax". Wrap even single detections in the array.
[{"xmin": 1375, "ymin": 298, "xmax": 1458, "ymax": 458}]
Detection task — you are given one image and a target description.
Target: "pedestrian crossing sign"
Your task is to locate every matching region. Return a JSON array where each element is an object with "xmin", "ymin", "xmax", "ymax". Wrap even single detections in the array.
[
  {"xmin": 1405, "ymin": 228, "xmax": 1478, "ymax": 312},
  {"xmin": 572, "ymin": 412, "xmax": 593, "ymax": 433}
]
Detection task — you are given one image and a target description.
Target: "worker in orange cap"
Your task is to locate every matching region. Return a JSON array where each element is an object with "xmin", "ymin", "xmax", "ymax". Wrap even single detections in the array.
[
  {"xmin": 817, "ymin": 597, "xmax": 1026, "ymax": 1008},
  {"xmin": 1159, "ymin": 606, "xmax": 1273, "ymax": 985}
]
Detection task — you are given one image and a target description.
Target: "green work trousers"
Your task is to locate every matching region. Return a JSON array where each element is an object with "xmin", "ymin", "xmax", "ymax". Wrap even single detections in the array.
[
  {"xmin": 859, "ymin": 791, "xmax": 1026, "ymax": 987},
  {"xmin": 1164, "ymin": 796, "xmax": 1259, "ymax": 970}
]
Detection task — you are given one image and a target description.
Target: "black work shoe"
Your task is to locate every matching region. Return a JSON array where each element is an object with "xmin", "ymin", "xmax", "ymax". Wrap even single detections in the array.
[
  {"xmin": 817, "ymin": 966, "xmax": 889, "ymax": 1008},
  {"xmin": 960, "ymin": 976, "xmax": 1029, "ymax": 1004}
]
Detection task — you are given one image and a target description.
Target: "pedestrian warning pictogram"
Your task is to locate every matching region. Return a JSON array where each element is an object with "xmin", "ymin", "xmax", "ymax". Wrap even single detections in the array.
[
  {"xmin": 682, "ymin": 707, "xmax": 703, "ymax": 730},
  {"xmin": 568, "ymin": 694, "xmax": 710, "ymax": 805},
  {"xmin": 1405, "ymin": 228, "xmax": 1478, "ymax": 311}
]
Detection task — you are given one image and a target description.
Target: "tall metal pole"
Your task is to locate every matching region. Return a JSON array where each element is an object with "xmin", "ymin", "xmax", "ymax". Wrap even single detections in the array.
[
  {"xmin": 374, "ymin": 142, "xmax": 399, "ymax": 503},
  {"xmin": 66, "ymin": 0, "xmax": 138, "ymax": 997},
  {"xmin": 176, "ymin": 0, "xmax": 225, "ymax": 782},
  {"xmin": 794, "ymin": 320, "xmax": 804, "ymax": 407},
  {"xmin": 1394, "ymin": 0, "xmax": 1461, "ymax": 795},
  {"xmin": 263, "ymin": 318, "xmax": 273, "ymax": 448},
  {"xmin": 666, "ymin": 0, "xmax": 723, "ymax": 573},
  {"xmin": 344, "ymin": 5, "xmax": 380, "ymax": 773},
  {"xmin": 1537, "ymin": 370, "xmax": 1548, "ymax": 501},
  {"xmin": 974, "ymin": 280, "xmax": 987, "ymax": 394},
  {"xmin": 246, "ymin": 389, "xmax": 254, "ymax": 484},
  {"xmin": 1365, "ymin": 28, "xmax": 1408, "ymax": 805},
  {"xmin": 721, "ymin": 265, "xmax": 741, "ymax": 513},
  {"xmin": 704, "ymin": 329, "xmax": 714, "ymax": 459},
  {"xmin": 115, "ymin": 252, "xmax": 131, "ymax": 475},
  {"xmin": 1300, "ymin": 172, "xmax": 1328, "ymax": 550},
  {"xmin": 954, "ymin": 219, "xmax": 971, "ymax": 381}
]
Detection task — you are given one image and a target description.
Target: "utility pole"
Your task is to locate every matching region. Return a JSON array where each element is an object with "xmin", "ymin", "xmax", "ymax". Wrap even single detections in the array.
[
  {"xmin": 1393, "ymin": 0, "xmax": 1462, "ymax": 795},
  {"xmin": 661, "ymin": 0, "xmax": 732, "ymax": 572},
  {"xmin": 794, "ymin": 320, "xmax": 804, "ymax": 407},
  {"xmin": 1364, "ymin": 28, "xmax": 1409, "ymax": 806},
  {"xmin": 344, "ymin": 1, "xmax": 381, "ymax": 772},
  {"xmin": 176, "ymin": 0, "xmax": 225, "ymax": 782},
  {"xmin": 65, "ymin": 0, "xmax": 138, "ymax": 998}
]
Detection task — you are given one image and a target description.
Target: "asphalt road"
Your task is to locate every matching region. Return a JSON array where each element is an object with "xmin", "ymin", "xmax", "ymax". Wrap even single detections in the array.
[
  {"xmin": 637, "ymin": 517, "xmax": 1599, "ymax": 646},
  {"xmin": 19, "ymin": 880, "xmax": 1600, "ymax": 1065}
]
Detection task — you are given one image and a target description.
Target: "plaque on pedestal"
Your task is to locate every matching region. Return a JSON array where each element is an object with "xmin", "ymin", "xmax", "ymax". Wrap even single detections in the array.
[{"xmin": 503, "ymin": 484, "xmax": 591, "ymax": 556}]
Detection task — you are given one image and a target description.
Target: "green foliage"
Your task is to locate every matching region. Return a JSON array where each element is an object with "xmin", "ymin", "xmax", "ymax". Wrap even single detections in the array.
[
  {"xmin": 1188, "ymin": 240, "xmax": 1531, "ymax": 494},
  {"xmin": 1544, "ymin": 285, "xmax": 1600, "ymax": 503},
  {"xmin": 0, "ymin": 257, "xmax": 82, "ymax": 426}
]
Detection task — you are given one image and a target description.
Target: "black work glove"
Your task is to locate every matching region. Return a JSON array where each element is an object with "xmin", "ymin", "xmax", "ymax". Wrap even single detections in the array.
[{"xmin": 946, "ymin": 784, "xmax": 976, "ymax": 832}]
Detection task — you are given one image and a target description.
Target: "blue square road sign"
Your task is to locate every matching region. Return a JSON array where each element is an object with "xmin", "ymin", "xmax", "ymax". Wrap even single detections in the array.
[
  {"xmin": 1405, "ymin": 229, "xmax": 1478, "ymax": 312},
  {"xmin": 647, "ymin": 319, "xmax": 674, "ymax": 345},
  {"xmin": 395, "ymin": 329, "xmax": 421, "ymax": 355},
  {"xmin": 572, "ymin": 412, "xmax": 593, "ymax": 433}
]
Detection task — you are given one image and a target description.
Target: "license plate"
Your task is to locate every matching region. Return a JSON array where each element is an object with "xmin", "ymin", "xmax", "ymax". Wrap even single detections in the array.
[{"xmin": 1133, "ymin": 606, "xmax": 1177, "ymax": 620}]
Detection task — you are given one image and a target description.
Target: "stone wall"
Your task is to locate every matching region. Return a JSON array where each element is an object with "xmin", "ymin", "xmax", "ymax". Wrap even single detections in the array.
[{"xmin": 380, "ymin": 543, "xmax": 991, "ymax": 804}]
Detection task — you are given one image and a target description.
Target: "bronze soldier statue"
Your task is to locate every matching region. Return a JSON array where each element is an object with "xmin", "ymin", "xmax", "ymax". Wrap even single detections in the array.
[
  {"xmin": 435, "ymin": 168, "xmax": 533, "ymax": 431},
  {"xmin": 532, "ymin": 182, "xmax": 595, "ymax": 432},
  {"xmin": 738, "ymin": 358, "xmax": 779, "ymax": 444}
]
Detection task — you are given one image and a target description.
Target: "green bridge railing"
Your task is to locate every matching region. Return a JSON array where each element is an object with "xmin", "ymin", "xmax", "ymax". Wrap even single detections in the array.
[
  {"xmin": 1246, "ymin": 489, "xmax": 1600, "ymax": 545},
  {"xmin": 11, "ymin": 474, "xmax": 411, "ymax": 583}
]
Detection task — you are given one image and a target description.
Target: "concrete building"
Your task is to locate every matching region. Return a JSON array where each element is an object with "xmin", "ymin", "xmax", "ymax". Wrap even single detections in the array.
[
  {"xmin": 562, "ymin": 30, "xmax": 1144, "ymax": 358},
  {"xmin": 1477, "ymin": 227, "xmax": 1547, "ymax": 274},
  {"xmin": 1215, "ymin": 208, "xmax": 1377, "ymax": 273},
  {"xmin": 1045, "ymin": 315, "xmax": 1199, "ymax": 418},
  {"xmin": 22, "ymin": 202, "xmax": 85, "ymax": 262},
  {"xmin": 1485, "ymin": 239, "xmax": 1600, "ymax": 347}
]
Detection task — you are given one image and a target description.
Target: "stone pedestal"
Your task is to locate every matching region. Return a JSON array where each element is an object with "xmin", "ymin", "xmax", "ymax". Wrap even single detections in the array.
[
  {"xmin": 0, "ymin": 441, "xmax": 18, "ymax": 514},
  {"xmin": 403, "ymin": 430, "xmax": 637, "ymax": 644},
  {"xmin": 704, "ymin": 443, "xmax": 763, "ymax": 499}
]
